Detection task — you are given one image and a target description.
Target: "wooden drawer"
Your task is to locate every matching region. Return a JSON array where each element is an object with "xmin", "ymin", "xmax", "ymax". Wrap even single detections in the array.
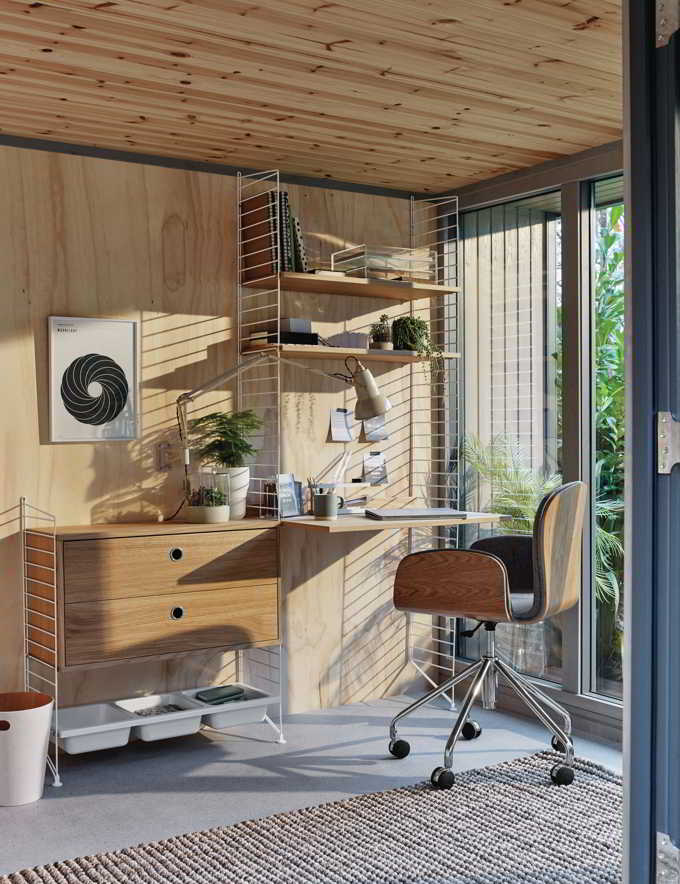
[
  {"xmin": 62, "ymin": 528, "xmax": 278, "ymax": 604},
  {"xmin": 64, "ymin": 583, "xmax": 279, "ymax": 666}
]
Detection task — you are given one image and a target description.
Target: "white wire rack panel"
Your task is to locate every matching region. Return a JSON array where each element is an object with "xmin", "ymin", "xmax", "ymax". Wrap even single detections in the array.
[
  {"xmin": 407, "ymin": 196, "xmax": 462, "ymax": 702},
  {"xmin": 237, "ymin": 170, "xmax": 282, "ymax": 518},
  {"xmin": 20, "ymin": 497, "xmax": 61, "ymax": 787}
]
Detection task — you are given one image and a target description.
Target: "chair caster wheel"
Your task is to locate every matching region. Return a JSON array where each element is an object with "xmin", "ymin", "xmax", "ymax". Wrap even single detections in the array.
[
  {"xmin": 550, "ymin": 764, "xmax": 574, "ymax": 786},
  {"xmin": 431, "ymin": 766, "xmax": 455, "ymax": 789},
  {"xmin": 388, "ymin": 739, "xmax": 410, "ymax": 759},
  {"xmin": 461, "ymin": 720, "xmax": 482, "ymax": 740},
  {"xmin": 551, "ymin": 735, "xmax": 566, "ymax": 753}
]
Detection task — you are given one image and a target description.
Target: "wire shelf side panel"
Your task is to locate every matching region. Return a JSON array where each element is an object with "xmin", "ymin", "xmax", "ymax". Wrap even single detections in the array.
[
  {"xmin": 407, "ymin": 196, "xmax": 461, "ymax": 696},
  {"xmin": 410, "ymin": 195, "xmax": 461, "ymax": 515},
  {"xmin": 237, "ymin": 170, "xmax": 282, "ymax": 518},
  {"xmin": 20, "ymin": 497, "xmax": 61, "ymax": 786}
]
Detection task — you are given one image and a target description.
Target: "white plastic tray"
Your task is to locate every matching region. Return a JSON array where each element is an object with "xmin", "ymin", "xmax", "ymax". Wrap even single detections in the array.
[
  {"xmin": 182, "ymin": 684, "xmax": 276, "ymax": 729},
  {"xmin": 53, "ymin": 684, "xmax": 276, "ymax": 753},
  {"xmin": 115, "ymin": 693, "xmax": 203, "ymax": 742},
  {"xmin": 54, "ymin": 703, "xmax": 135, "ymax": 754}
]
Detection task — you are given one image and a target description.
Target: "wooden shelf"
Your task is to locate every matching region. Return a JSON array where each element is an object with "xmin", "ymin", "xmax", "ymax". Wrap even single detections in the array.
[
  {"xmin": 281, "ymin": 513, "xmax": 502, "ymax": 534},
  {"xmin": 241, "ymin": 343, "xmax": 460, "ymax": 363},
  {"xmin": 244, "ymin": 272, "xmax": 459, "ymax": 301},
  {"xmin": 55, "ymin": 519, "xmax": 280, "ymax": 541}
]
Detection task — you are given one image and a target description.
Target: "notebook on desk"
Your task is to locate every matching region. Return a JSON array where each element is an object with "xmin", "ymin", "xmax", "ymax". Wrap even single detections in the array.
[{"xmin": 364, "ymin": 507, "xmax": 469, "ymax": 521}]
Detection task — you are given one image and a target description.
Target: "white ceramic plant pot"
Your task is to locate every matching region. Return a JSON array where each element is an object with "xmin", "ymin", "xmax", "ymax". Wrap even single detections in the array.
[
  {"xmin": 369, "ymin": 341, "xmax": 393, "ymax": 350},
  {"xmin": 227, "ymin": 466, "xmax": 250, "ymax": 520},
  {"xmin": 185, "ymin": 505, "xmax": 230, "ymax": 524}
]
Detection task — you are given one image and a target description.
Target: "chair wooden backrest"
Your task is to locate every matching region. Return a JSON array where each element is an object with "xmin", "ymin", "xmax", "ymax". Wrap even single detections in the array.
[
  {"xmin": 393, "ymin": 481, "xmax": 587, "ymax": 625},
  {"xmin": 531, "ymin": 481, "xmax": 587, "ymax": 621}
]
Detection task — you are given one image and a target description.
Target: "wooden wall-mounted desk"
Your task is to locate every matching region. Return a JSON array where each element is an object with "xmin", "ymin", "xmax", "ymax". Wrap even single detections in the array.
[{"xmin": 281, "ymin": 513, "xmax": 502, "ymax": 533}]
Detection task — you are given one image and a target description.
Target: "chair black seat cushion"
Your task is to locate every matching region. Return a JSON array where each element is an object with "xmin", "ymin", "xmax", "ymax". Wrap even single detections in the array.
[
  {"xmin": 509, "ymin": 592, "xmax": 535, "ymax": 617},
  {"xmin": 470, "ymin": 535, "xmax": 536, "ymax": 620}
]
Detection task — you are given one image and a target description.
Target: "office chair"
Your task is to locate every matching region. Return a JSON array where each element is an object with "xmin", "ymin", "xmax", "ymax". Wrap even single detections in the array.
[{"xmin": 388, "ymin": 481, "xmax": 587, "ymax": 789}]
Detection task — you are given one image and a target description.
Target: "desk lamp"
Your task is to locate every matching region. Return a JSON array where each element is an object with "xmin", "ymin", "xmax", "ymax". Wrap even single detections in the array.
[{"xmin": 176, "ymin": 351, "xmax": 391, "ymax": 477}]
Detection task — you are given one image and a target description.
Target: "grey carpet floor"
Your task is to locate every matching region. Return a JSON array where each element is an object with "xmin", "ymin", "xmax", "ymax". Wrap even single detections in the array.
[{"xmin": 1, "ymin": 752, "xmax": 622, "ymax": 884}]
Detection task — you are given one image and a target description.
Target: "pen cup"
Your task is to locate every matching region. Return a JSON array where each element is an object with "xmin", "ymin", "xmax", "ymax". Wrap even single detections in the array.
[{"xmin": 313, "ymin": 492, "xmax": 345, "ymax": 520}]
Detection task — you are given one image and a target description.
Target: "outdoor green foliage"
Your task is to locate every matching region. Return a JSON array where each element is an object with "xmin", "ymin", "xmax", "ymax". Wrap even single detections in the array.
[
  {"xmin": 462, "ymin": 201, "xmax": 625, "ymax": 691},
  {"xmin": 189, "ymin": 410, "xmax": 263, "ymax": 469},
  {"xmin": 462, "ymin": 435, "xmax": 623, "ymax": 607},
  {"xmin": 593, "ymin": 203, "xmax": 625, "ymax": 684}
]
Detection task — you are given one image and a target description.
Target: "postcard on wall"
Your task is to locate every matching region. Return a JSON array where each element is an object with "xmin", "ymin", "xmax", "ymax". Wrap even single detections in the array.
[
  {"xmin": 330, "ymin": 407, "xmax": 354, "ymax": 442},
  {"xmin": 277, "ymin": 473, "xmax": 301, "ymax": 517},
  {"xmin": 363, "ymin": 450, "xmax": 388, "ymax": 485},
  {"xmin": 363, "ymin": 414, "xmax": 388, "ymax": 442},
  {"xmin": 49, "ymin": 316, "xmax": 138, "ymax": 442}
]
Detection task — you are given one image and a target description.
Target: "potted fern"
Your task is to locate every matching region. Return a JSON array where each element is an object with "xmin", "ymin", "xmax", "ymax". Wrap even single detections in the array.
[
  {"xmin": 369, "ymin": 314, "xmax": 393, "ymax": 350},
  {"xmin": 189, "ymin": 410, "xmax": 263, "ymax": 520}
]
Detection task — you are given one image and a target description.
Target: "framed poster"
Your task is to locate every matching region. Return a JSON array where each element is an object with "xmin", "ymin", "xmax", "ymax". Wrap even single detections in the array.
[{"xmin": 49, "ymin": 316, "xmax": 138, "ymax": 442}]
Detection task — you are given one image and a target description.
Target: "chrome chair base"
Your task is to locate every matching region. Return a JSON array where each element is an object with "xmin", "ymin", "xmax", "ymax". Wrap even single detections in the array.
[{"xmin": 389, "ymin": 627, "xmax": 575, "ymax": 789}]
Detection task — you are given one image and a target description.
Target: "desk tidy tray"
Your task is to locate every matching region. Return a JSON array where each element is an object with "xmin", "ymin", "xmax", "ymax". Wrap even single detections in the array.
[{"xmin": 53, "ymin": 684, "xmax": 277, "ymax": 754}]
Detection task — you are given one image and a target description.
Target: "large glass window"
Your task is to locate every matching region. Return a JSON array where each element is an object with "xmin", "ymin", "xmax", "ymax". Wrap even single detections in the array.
[
  {"xmin": 457, "ymin": 191, "xmax": 563, "ymax": 683},
  {"xmin": 590, "ymin": 176, "xmax": 625, "ymax": 700}
]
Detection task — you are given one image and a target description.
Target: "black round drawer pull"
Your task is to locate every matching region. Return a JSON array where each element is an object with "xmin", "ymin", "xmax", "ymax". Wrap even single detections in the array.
[
  {"xmin": 169, "ymin": 606, "xmax": 185, "ymax": 621},
  {"xmin": 169, "ymin": 547, "xmax": 184, "ymax": 562}
]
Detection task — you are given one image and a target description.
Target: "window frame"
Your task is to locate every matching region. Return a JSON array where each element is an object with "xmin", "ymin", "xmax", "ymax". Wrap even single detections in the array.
[{"xmin": 448, "ymin": 141, "xmax": 624, "ymax": 733}]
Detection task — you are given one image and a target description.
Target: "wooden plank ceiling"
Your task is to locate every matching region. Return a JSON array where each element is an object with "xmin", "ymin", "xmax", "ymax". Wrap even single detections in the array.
[{"xmin": 0, "ymin": 0, "xmax": 622, "ymax": 192}]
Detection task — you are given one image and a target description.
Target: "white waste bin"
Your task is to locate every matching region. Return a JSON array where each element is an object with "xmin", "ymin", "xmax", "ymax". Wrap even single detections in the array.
[{"xmin": 0, "ymin": 692, "xmax": 54, "ymax": 806}]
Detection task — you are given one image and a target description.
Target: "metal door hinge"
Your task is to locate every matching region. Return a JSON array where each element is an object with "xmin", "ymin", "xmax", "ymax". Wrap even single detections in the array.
[
  {"xmin": 657, "ymin": 832, "xmax": 680, "ymax": 881},
  {"xmin": 658, "ymin": 412, "xmax": 680, "ymax": 473},
  {"xmin": 657, "ymin": 0, "xmax": 680, "ymax": 47}
]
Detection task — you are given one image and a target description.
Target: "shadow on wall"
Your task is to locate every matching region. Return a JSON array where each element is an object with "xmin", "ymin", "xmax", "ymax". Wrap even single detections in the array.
[
  {"xmin": 84, "ymin": 311, "xmax": 237, "ymax": 524},
  {"xmin": 321, "ymin": 529, "xmax": 416, "ymax": 706},
  {"xmin": 0, "ymin": 505, "xmax": 22, "ymax": 689}
]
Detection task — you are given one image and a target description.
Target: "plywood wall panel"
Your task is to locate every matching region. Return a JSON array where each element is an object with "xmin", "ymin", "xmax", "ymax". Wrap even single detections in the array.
[{"xmin": 0, "ymin": 145, "xmax": 421, "ymax": 712}]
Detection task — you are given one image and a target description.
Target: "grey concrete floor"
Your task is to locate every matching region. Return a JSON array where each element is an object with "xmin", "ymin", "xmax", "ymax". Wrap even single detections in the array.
[{"xmin": 0, "ymin": 696, "xmax": 622, "ymax": 876}]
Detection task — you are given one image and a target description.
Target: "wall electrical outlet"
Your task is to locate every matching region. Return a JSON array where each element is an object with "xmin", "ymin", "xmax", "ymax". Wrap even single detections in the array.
[{"xmin": 156, "ymin": 441, "xmax": 176, "ymax": 471}]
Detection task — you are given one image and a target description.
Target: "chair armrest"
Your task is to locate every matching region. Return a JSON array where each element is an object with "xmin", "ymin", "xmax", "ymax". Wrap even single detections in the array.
[
  {"xmin": 393, "ymin": 549, "xmax": 511, "ymax": 622},
  {"xmin": 470, "ymin": 535, "xmax": 534, "ymax": 594}
]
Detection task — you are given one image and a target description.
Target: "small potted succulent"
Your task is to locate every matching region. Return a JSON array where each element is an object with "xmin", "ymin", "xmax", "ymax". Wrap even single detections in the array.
[
  {"xmin": 189, "ymin": 410, "xmax": 263, "ymax": 520},
  {"xmin": 186, "ymin": 471, "xmax": 230, "ymax": 524},
  {"xmin": 369, "ymin": 314, "xmax": 393, "ymax": 350}
]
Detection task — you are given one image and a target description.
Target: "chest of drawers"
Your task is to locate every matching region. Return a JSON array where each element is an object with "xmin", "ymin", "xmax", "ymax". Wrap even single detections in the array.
[{"xmin": 51, "ymin": 521, "xmax": 280, "ymax": 669}]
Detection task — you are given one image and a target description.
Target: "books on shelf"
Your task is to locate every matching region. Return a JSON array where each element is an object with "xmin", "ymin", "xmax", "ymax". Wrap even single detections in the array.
[
  {"xmin": 247, "ymin": 331, "xmax": 321, "ymax": 346},
  {"xmin": 240, "ymin": 190, "xmax": 278, "ymax": 283},
  {"xmin": 292, "ymin": 215, "xmax": 309, "ymax": 273},
  {"xmin": 241, "ymin": 189, "xmax": 310, "ymax": 280}
]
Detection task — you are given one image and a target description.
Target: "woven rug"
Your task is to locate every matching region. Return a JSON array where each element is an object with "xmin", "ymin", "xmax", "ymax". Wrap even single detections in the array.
[{"xmin": 2, "ymin": 752, "xmax": 622, "ymax": 884}]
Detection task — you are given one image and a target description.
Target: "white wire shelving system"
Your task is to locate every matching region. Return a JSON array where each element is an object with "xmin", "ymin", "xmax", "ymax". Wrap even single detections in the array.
[
  {"xmin": 20, "ymin": 497, "xmax": 62, "ymax": 788},
  {"xmin": 236, "ymin": 170, "xmax": 462, "ymax": 706},
  {"xmin": 406, "ymin": 195, "xmax": 463, "ymax": 706}
]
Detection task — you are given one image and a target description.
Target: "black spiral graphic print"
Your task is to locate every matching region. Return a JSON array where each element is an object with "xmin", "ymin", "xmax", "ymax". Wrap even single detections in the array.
[{"xmin": 60, "ymin": 353, "xmax": 129, "ymax": 426}]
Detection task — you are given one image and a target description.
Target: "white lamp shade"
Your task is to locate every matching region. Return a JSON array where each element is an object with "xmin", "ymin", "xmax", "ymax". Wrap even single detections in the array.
[{"xmin": 352, "ymin": 365, "xmax": 392, "ymax": 420}]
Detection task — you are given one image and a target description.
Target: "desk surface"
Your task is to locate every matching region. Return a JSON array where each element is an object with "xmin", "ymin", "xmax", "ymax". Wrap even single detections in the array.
[
  {"xmin": 281, "ymin": 512, "xmax": 502, "ymax": 533},
  {"xmin": 55, "ymin": 519, "xmax": 280, "ymax": 540}
]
